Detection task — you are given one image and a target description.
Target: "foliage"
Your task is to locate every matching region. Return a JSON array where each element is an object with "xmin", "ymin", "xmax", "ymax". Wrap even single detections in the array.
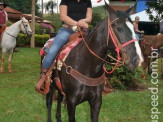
[
  {"xmin": 34, "ymin": 23, "xmax": 51, "ymax": 34},
  {"xmin": 91, "ymin": 13, "xmax": 102, "ymax": 27},
  {"xmin": 6, "ymin": 21, "xmax": 12, "ymax": 26},
  {"xmin": 17, "ymin": 33, "xmax": 49, "ymax": 47},
  {"xmin": 44, "ymin": 0, "xmax": 57, "ymax": 14},
  {"xmin": 105, "ymin": 64, "xmax": 144, "ymax": 90},
  {"xmin": 146, "ymin": 0, "xmax": 163, "ymax": 22},
  {"xmin": 44, "ymin": 13, "xmax": 62, "ymax": 32},
  {"xmin": 104, "ymin": 52, "xmax": 145, "ymax": 90},
  {"xmin": 93, "ymin": 6, "xmax": 108, "ymax": 19},
  {"xmin": 4, "ymin": 0, "xmax": 41, "ymax": 16}
]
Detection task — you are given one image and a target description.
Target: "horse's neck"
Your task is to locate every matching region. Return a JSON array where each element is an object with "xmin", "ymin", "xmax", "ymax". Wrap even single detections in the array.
[
  {"xmin": 86, "ymin": 19, "xmax": 109, "ymax": 58},
  {"xmin": 77, "ymin": 18, "xmax": 108, "ymax": 75},
  {"xmin": 6, "ymin": 20, "xmax": 22, "ymax": 37}
]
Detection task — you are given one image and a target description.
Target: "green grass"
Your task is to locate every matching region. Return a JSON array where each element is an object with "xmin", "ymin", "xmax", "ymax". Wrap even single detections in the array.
[{"xmin": 0, "ymin": 48, "xmax": 163, "ymax": 122}]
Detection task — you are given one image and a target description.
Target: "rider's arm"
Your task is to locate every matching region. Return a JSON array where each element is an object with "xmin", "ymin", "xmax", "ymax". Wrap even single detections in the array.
[
  {"xmin": 4, "ymin": 11, "xmax": 8, "ymax": 26},
  {"xmin": 83, "ymin": 8, "xmax": 92, "ymax": 24},
  {"xmin": 133, "ymin": 23, "xmax": 144, "ymax": 34},
  {"xmin": 60, "ymin": 5, "xmax": 78, "ymax": 26}
]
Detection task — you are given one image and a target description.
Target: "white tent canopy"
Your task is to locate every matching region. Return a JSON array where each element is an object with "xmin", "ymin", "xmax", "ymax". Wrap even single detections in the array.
[{"xmin": 130, "ymin": 10, "xmax": 157, "ymax": 22}]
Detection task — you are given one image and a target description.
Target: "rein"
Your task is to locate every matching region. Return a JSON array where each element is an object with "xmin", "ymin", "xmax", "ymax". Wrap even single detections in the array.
[
  {"xmin": 58, "ymin": 16, "xmax": 137, "ymax": 87},
  {"xmin": 79, "ymin": 17, "xmax": 137, "ymax": 74},
  {"xmin": 5, "ymin": 31, "xmax": 17, "ymax": 38}
]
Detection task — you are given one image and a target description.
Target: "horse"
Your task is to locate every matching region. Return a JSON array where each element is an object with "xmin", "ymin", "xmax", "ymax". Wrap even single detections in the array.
[
  {"xmin": 141, "ymin": 34, "xmax": 163, "ymax": 79},
  {"xmin": 0, "ymin": 17, "xmax": 32, "ymax": 73},
  {"xmin": 45, "ymin": 3, "xmax": 143, "ymax": 122}
]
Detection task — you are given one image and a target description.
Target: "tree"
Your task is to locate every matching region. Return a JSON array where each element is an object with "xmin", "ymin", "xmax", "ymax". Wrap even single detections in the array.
[
  {"xmin": 44, "ymin": 0, "xmax": 57, "ymax": 14},
  {"xmin": 31, "ymin": 0, "xmax": 36, "ymax": 48},
  {"xmin": 146, "ymin": 0, "xmax": 163, "ymax": 22},
  {"xmin": 5, "ymin": 0, "xmax": 41, "ymax": 16}
]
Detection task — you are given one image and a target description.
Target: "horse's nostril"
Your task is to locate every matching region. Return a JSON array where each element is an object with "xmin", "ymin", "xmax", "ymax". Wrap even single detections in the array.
[{"xmin": 133, "ymin": 57, "xmax": 139, "ymax": 66}]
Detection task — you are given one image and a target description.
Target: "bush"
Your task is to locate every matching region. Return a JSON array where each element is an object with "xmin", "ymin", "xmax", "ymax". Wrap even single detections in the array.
[
  {"xmin": 91, "ymin": 13, "xmax": 102, "ymax": 27},
  {"xmin": 44, "ymin": 14, "xmax": 62, "ymax": 32},
  {"xmin": 33, "ymin": 23, "xmax": 51, "ymax": 34},
  {"xmin": 105, "ymin": 53, "xmax": 144, "ymax": 90},
  {"xmin": 17, "ymin": 33, "xmax": 49, "ymax": 47},
  {"xmin": 7, "ymin": 21, "xmax": 12, "ymax": 26}
]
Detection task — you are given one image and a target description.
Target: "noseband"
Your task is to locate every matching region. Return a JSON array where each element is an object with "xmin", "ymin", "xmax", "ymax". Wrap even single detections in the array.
[
  {"xmin": 21, "ymin": 19, "xmax": 30, "ymax": 35},
  {"xmin": 79, "ymin": 16, "xmax": 137, "ymax": 74}
]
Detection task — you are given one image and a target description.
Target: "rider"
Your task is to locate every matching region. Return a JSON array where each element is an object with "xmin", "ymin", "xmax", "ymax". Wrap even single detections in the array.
[
  {"xmin": 0, "ymin": 2, "xmax": 8, "ymax": 39},
  {"xmin": 38, "ymin": 0, "xmax": 92, "ymax": 82},
  {"xmin": 133, "ymin": 16, "xmax": 144, "ymax": 41}
]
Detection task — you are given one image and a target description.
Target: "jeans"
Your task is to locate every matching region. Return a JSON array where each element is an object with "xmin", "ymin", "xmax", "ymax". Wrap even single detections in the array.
[
  {"xmin": 135, "ymin": 33, "xmax": 139, "ymax": 41},
  {"xmin": 42, "ymin": 27, "xmax": 75, "ymax": 68}
]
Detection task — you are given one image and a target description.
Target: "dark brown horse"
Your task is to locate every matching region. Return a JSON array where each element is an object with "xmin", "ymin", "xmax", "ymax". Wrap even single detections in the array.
[
  {"xmin": 45, "ymin": 3, "xmax": 143, "ymax": 122},
  {"xmin": 141, "ymin": 34, "xmax": 163, "ymax": 79}
]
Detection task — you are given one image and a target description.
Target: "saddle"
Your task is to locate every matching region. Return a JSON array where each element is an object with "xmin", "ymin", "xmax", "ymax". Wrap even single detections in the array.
[
  {"xmin": 0, "ymin": 25, "xmax": 6, "ymax": 41},
  {"xmin": 35, "ymin": 31, "xmax": 113, "ymax": 95}
]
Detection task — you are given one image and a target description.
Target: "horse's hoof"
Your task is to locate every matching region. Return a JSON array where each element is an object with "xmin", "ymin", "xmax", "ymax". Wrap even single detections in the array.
[
  {"xmin": 141, "ymin": 74, "xmax": 146, "ymax": 80},
  {"xmin": 8, "ymin": 70, "xmax": 12, "ymax": 73},
  {"xmin": 0, "ymin": 68, "xmax": 4, "ymax": 73}
]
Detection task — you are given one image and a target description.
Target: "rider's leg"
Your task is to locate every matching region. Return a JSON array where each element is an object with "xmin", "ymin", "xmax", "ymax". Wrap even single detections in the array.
[{"xmin": 39, "ymin": 27, "xmax": 74, "ymax": 78}]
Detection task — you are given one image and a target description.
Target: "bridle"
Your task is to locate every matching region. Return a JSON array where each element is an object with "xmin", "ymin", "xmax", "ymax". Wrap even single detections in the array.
[
  {"xmin": 5, "ymin": 18, "xmax": 30, "ymax": 38},
  {"xmin": 21, "ymin": 19, "xmax": 31, "ymax": 36},
  {"xmin": 79, "ymin": 16, "xmax": 137, "ymax": 74}
]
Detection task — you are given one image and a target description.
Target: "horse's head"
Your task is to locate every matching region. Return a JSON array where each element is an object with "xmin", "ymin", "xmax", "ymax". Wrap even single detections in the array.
[
  {"xmin": 20, "ymin": 17, "xmax": 32, "ymax": 37},
  {"xmin": 105, "ymin": 3, "xmax": 144, "ymax": 69}
]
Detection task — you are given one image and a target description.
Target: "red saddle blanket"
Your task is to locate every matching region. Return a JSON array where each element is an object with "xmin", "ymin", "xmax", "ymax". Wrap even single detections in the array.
[{"xmin": 40, "ymin": 37, "xmax": 83, "ymax": 64}]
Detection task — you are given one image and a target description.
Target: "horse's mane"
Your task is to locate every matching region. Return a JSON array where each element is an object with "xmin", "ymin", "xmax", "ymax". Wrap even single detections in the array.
[{"xmin": 85, "ymin": 17, "xmax": 108, "ymax": 39}]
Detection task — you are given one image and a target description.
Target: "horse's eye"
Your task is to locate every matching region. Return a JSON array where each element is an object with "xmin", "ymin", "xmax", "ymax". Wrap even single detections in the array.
[
  {"xmin": 25, "ymin": 25, "xmax": 28, "ymax": 27},
  {"xmin": 117, "ymin": 27, "xmax": 123, "ymax": 32}
]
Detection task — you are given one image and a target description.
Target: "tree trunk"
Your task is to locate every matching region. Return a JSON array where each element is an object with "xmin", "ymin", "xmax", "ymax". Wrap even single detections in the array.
[
  {"xmin": 31, "ymin": 0, "xmax": 35, "ymax": 48},
  {"xmin": 42, "ymin": 0, "xmax": 43, "ymax": 17}
]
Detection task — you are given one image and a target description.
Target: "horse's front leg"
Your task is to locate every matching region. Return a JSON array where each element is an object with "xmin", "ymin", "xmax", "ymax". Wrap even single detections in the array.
[
  {"xmin": 56, "ymin": 92, "xmax": 63, "ymax": 122},
  {"xmin": 8, "ymin": 49, "xmax": 13, "ymax": 73},
  {"xmin": 0, "ymin": 51, "xmax": 5, "ymax": 73},
  {"xmin": 142, "ymin": 55, "xmax": 149, "ymax": 79},
  {"xmin": 46, "ymin": 86, "xmax": 54, "ymax": 122},
  {"xmin": 89, "ymin": 95, "xmax": 102, "ymax": 122},
  {"xmin": 66, "ymin": 97, "xmax": 77, "ymax": 122}
]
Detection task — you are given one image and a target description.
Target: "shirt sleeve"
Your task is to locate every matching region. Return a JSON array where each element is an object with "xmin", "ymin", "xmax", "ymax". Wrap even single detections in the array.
[
  {"xmin": 60, "ymin": 0, "xmax": 68, "ymax": 6},
  {"xmin": 87, "ymin": 0, "xmax": 92, "ymax": 8}
]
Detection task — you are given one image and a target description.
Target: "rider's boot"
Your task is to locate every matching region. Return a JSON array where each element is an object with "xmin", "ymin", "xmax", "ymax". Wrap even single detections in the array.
[{"xmin": 35, "ymin": 67, "xmax": 50, "ymax": 94}]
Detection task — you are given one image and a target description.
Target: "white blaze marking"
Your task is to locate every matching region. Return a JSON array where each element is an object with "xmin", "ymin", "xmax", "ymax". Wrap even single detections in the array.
[
  {"xmin": 105, "ymin": 0, "xmax": 110, "ymax": 5},
  {"xmin": 125, "ymin": 21, "xmax": 144, "ymax": 66}
]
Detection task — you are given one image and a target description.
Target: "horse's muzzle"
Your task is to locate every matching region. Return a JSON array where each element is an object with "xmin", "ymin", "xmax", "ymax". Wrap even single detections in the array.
[
  {"xmin": 133, "ymin": 56, "xmax": 140, "ymax": 67},
  {"xmin": 27, "ymin": 31, "xmax": 32, "ymax": 37}
]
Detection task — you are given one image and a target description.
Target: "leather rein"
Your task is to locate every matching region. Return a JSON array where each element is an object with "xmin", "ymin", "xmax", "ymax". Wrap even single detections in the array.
[
  {"xmin": 60, "ymin": 16, "xmax": 137, "ymax": 87},
  {"xmin": 78, "ymin": 16, "xmax": 137, "ymax": 74}
]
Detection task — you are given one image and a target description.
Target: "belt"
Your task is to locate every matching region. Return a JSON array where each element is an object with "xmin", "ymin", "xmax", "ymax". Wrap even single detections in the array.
[{"xmin": 63, "ymin": 24, "xmax": 77, "ymax": 31}]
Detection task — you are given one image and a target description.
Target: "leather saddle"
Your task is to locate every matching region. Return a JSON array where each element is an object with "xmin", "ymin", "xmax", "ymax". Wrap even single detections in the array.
[{"xmin": 0, "ymin": 25, "xmax": 6, "ymax": 41}]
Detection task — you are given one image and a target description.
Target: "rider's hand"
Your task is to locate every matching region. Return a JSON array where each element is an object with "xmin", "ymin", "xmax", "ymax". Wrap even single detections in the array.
[
  {"xmin": 77, "ymin": 20, "xmax": 88, "ymax": 29},
  {"xmin": 141, "ymin": 30, "xmax": 144, "ymax": 34}
]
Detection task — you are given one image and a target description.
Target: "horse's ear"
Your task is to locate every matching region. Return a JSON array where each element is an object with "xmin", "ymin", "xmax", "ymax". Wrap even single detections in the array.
[
  {"xmin": 125, "ymin": 4, "xmax": 136, "ymax": 16},
  {"xmin": 104, "ymin": 0, "xmax": 117, "ymax": 20}
]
